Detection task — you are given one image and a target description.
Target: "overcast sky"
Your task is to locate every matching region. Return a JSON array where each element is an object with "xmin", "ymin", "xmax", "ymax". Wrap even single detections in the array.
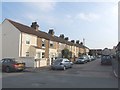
[{"xmin": 1, "ymin": 0, "xmax": 119, "ymax": 49}]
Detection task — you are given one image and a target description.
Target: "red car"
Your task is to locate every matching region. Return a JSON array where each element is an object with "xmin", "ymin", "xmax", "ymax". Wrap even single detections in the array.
[{"xmin": 1, "ymin": 58, "xmax": 25, "ymax": 73}]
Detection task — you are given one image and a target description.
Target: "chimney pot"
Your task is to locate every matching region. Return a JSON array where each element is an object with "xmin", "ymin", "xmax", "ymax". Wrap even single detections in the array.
[
  {"xmin": 31, "ymin": 22, "xmax": 39, "ymax": 31},
  {"xmin": 59, "ymin": 34, "xmax": 64, "ymax": 39},
  {"xmin": 48, "ymin": 29, "xmax": 55, "ymax": 36}
]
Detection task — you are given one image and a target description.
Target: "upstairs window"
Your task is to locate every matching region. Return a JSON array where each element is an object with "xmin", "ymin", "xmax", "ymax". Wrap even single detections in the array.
[
  {"xmin": 26, "ymin": 40, "xmax": 30, "ymax": 44},
  {"xmin": 42, "ymin": 39, "xmax": 45, "ymax": 48},
  {"xmin": 50, "ymin": 41, "xmax": 54, "ymax": 48},
  {"xmin": 26, "ymin": 36, "xmax": 30, "ymax": 44}
]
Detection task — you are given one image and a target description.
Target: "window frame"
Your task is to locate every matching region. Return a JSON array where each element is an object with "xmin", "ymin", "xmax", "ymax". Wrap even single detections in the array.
[
  {"xmin": 26, "ymin": 36, "xmax": 30, "ymax": 45},
  {"xmin": 26, "ymin": 52, "xmax": 29, "ymax": 57},
  {"xmin": 42, "ymin": 52, "xmax": 45, "ymax": 58},
  {"xmin": 42, "ymin": 39, "xmax": 45, "ymax": 48},
  {"xmin": 50, "ymin": 41, "xmax": 54, "ymax": 48}
]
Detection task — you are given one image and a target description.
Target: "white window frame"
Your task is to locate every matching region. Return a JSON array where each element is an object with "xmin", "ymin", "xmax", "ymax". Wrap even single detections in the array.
[
  {"xmin": 26, "ymin": 36, "xmax": 30, "ymax": 44},
  {"xmin": 26, "ymin": 52, "xmax": 29, "ymax": 57},
  {"xmin": 50, "ymin": 41, "xmax": 54, "ymax": 48},
  {"xmin": 42, "ymin": 52, "xmax": 45, "ymax": 58},
  {"xmin": 42, "ymin": 39, "xmax": 45, "ymax": 48}
]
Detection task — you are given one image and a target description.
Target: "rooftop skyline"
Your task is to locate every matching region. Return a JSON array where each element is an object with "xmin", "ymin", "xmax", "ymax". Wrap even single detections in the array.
[{"xmin": 1, "ymin": 0, "xmax": 118, "ymax": 49}]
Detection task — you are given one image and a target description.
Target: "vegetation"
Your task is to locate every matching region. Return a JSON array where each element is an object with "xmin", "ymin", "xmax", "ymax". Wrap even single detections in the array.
[{"xmin": 61, "ymin": 48, "xmax": 72, "ymax": 59}]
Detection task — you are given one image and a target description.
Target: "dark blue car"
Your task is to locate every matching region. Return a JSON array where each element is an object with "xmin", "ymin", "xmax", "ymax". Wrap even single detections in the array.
[{"xmin": 101, "ymin": 55, "xmax": 112, "ymax": 65}]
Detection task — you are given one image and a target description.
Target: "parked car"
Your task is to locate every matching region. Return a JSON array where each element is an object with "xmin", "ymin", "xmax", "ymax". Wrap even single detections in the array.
[
  {"xmin": 75, "ymin": 56, "xmax": 88, "ymax": 64},
  {"xmin": 101, "ymin": 55, "xmax": 112, "ymax": 65},
  {"xmin": 90, "ymin": 56, "xmax": 95, "ymax": 61},
  {"xmin": 86, "ymin": 55, "xmax": 92, "ymax": 62},
  {"xmin": 51, "ymin": 58, "xmax": 73, "ymax": 70},
  {"xmin": 1, "ymin": 58, "xmax": 25, "ymax": 73}
]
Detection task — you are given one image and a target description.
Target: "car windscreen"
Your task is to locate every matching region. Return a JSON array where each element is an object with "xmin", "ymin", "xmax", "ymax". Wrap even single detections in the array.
[{"xmin": 102, "ymin": 56, "xmax": 111, "ymax": 60}]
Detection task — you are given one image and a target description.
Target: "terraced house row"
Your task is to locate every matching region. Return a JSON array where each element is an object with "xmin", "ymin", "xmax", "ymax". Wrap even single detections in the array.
[{"xmin": 0, "ymin": 19, "xmax": 89, "ymax": 68}]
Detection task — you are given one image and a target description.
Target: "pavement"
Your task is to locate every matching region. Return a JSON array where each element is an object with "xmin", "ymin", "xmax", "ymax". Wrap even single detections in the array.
[{"xmin": 24, "ymin": 66, "xmax": 51, "ymax": 72}]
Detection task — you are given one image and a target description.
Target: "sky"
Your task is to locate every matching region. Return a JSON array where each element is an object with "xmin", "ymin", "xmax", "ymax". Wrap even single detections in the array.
[{"xmin": 1, "ymin": 0, "xmax": 119, "ymax": 49}]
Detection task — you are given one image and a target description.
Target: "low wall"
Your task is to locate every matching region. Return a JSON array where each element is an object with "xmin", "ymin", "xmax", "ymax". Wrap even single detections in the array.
[{"xmin": 18, "ymin": 57, "xmax": 34, "ymax": 68}]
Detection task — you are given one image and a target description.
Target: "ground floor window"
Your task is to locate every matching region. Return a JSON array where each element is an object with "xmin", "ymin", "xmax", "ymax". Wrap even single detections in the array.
[
  {"xmin": 26, "ymin": 52, "xmax": 29, "ymax": 57},
  {"xmin": 42, "ymin": 52, "xmax": 45, "ymax": 58}
]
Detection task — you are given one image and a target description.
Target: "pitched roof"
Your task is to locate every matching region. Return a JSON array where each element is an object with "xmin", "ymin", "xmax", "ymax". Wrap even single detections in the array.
[
  {"xmin": 6, "ymin": 19, "xmax": 88, "ymax": 48},
  {"xmin": 7, "ymin": 19, "xmax": 51, "ymax": 40}
]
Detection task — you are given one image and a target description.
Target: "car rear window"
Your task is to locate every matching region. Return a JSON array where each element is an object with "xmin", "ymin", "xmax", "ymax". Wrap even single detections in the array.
[
  {"xmin": 53, "ymin": 59, "xmax": 62, "ymax": 64},
  {"xmin": 102, "ymin": 56, "xmax": 111, "ymax": 59},
  {"xmin": 79, "ymin": 57, "xmax": 84, "ymax": 59}
]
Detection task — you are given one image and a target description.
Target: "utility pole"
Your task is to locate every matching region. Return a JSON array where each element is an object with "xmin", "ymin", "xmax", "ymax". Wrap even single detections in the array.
[{"xmin": 83, "ymin": 38, "xmax": 85, "ymax": 45}]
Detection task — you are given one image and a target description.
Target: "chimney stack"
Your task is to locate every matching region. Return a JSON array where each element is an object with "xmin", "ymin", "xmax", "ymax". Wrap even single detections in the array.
[
  {"xmin": 31, "ymin": 22, "xmax": 39, "ymax": 31},
  {"xmin": 59, "ymin": 34, "xmax": 64, "ymax": 39},
  {"xmin": 80, "ymin": 42, "xmax": 83, "ymax": 45},
  {"xmin": 71, "ymin": 40, "xmax": 75, "ymax": 43},
  {"xmin": 76, "ymin": 40, "xmax": 79, "ymax": 44},
  {"xmin": 48, "ymin": 29, "xmax": 55, "ymax": 36},
  {"xmin": 65, "ymin": 37, "xmax": 69, "ymax": 41}
]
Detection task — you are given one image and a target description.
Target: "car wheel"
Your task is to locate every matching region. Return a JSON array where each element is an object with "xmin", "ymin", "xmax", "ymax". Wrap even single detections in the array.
[
  {"xmin": 70, "ymin": 65, "xmax": 72, "ymax": 68},
  {"xmin": 63, "ymin": 66, "xmax": 66, "ymax": 70},
  {"xmin": 5, "ymin": 67, "xmax": 11, "ymax": 73}
]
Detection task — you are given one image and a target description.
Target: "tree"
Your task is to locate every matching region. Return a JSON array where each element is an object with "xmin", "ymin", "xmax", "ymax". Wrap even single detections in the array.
[
  {"xmin": 78, "ymin": 52, "xmax": 82, "ymax": 57},
  {"xmin": 61, "ymin": 48, "xmax": 72, "ymax": 59}
]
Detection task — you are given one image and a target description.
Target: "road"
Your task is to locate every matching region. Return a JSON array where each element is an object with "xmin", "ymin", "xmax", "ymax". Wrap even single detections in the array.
[{"xmin": 2, "ymin": 58, "xmax": 118, "ymax": 88}]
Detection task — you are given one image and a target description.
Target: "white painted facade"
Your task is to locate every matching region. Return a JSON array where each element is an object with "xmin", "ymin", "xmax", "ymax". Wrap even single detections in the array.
[
  {"xmin": 2, "ymin": 20, "xmax": 21, "ymax": 59},
  {"xmin": 85, "ymin": 48, "xmax": 89, "ymax": 55},
  {"xmin": 57, "ymin": 43, "xmax": 66, "ymax": 58},
  {"xmin": 1, "ymin": 20, "xmax": 48, "ymax": 68},
  {"xmin": 21, "ymin": 33, "xmax": 37, "ymax": 57},
  {"xmin": 49, "ymin": 48, "xmax": 57, "ymax": 65}
]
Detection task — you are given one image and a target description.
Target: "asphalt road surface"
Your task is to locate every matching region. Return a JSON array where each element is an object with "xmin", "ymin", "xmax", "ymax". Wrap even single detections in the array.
[{"xmin": 2, "ymin": 58, "xmax": 118, "ymax": 88}]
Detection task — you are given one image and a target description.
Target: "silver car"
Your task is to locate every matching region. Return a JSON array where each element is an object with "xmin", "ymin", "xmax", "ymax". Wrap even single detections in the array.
[
  {"xmin": 51, "ymin": 58, "xmax": 73, "ymax": 70},
  {"xmin": 75, "ymin": 56, "xmax": 88, "ymax": 64}
]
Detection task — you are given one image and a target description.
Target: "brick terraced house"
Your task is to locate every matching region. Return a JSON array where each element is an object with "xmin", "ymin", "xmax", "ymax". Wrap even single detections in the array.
[{"xmin": 1, "ymin": 19, "xmax": 89, "ymax": 68}]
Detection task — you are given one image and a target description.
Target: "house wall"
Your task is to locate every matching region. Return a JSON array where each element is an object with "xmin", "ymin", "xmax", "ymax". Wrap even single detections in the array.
[
  {"xmin": 37, "ymin": 37, "xmax": 42, "ymax": 48},
  {"xmin": 72, "ymin": 46, "xmax": 75, "ymax": 57},
  {"xmin": 57, "ymin": 43, "xmax": 66, "ymax": 57},
  {"xmin": 2, "ymin": 20, "xmax": 21, "ymax": 59},
  {"xmin": 21, "ymin": 33, "xmax": 37, "ymax": 57},
  {"xmin": 85, "ymin": 48, "xmax": 89, "ymax": 55},
  {"xmin": 76, "ymin": 47, "xmax": 79, "ymax": 57},
  {"xmin": 79, "ymin": 48, "xmax": 85, "ymax": 54},
  {"xmin": 45, "ymin": 40, "xmax": 49, "ymax": 59},
  {"xmin": 49, "ymin": 48, "xmax": 57, "ymax": 65}
]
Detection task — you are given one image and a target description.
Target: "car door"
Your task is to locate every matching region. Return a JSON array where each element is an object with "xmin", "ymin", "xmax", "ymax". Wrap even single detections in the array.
[
  {"xmin": 2, "ymin": 59, "xmax": 8, "ymax": 71},
  {"xmin": 65, "ymin": 59, "xmax": 71, "ymax": 68}
]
